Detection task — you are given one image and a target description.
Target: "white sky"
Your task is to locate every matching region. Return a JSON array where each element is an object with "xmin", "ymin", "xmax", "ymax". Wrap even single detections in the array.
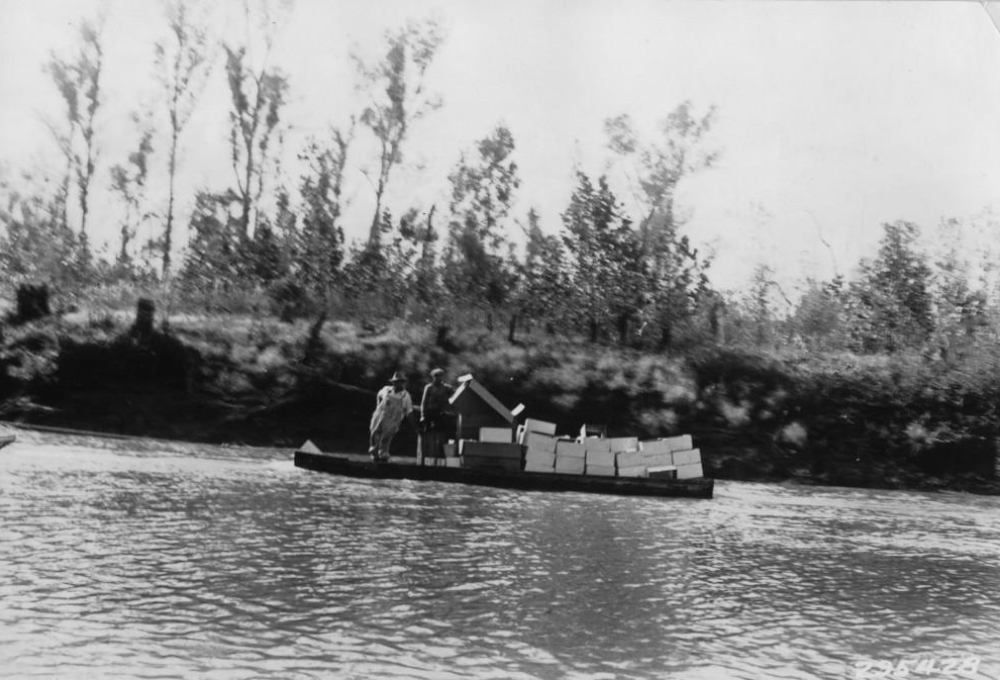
[{"xmin": 2, "ymin": 0, "xmax": 1000, "ymax": 293}]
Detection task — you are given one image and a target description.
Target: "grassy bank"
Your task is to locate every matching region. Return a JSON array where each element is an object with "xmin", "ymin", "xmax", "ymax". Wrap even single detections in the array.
[{"xmin": 1, "ymin": 309, "xmax": 998, "ymax": 494}]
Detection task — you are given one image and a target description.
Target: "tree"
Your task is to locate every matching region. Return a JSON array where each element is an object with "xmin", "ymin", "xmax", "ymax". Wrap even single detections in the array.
[
  {"xmin": 155, "ymin": 0, "xmax": 213, "ymax": 277},
  {"xmin": 223, "ymin": 2, "xmax": 289, "ymax": 243},
  {"xmin": 109, "ymin": 115, "xmax": 154, "ymax": 276},
  {"xmin": 561, "ymin": 173, "xmax": 644, "ymax": 343},
  {"xmin": 851, "ymin": 220, "xmax": 934, "ymax": 352},
  {"xmin": 296, "ymin": 127, "xmax": 352, "ymax": 304},
  {"xmin": 605, "ymin": 102, "xmax": 718, "ymax": 347},
  {"xmin": 411, "ymin": 204, "xmax": 440, "ymax": 306},
  {"xmin": 179, "ymin": 189, "xmax": 242, "ymax": 293},
  {"xmin": 0, "ymin": 169, "xmax": 86, "ymax": 289},
  {"xmin": 45, "ymin": 18, "xmax": 105, "ymax": 243},
  {"xmin": 443, "ymin": 125, "xmax": 521, "ymax": 329},
  {"xmin": 791, "ymin": 276, "xmax": 849, "ymax": 350},
  {"xmin": 353, "ymin": 18, "xmax": 444, "ymax": 250},
  {"xmin": 509, "ymin": 208, "xmax": 570, "ymax": 342},
  {"xmin": 927, "ymin": 218, "xmax": 989, "ymax": 360}
]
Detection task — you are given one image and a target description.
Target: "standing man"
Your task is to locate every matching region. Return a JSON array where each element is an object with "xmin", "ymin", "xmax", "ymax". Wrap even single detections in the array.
[
  {"xmin": 420, "ymin": 368, "xmax": 453, "ymax": 460},
  {"xmin": 369, "ymin": 372, "xmax": 413, "ymax": 462}
]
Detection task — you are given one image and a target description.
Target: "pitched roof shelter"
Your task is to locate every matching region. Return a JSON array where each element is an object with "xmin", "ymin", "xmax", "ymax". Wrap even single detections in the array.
[{"xmin": 449, "ymin": 374, "xmax": 514, "ymax": 441}]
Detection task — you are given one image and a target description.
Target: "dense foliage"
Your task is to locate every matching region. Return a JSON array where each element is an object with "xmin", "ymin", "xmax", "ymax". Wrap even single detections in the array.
[{"xmin": 3, "ymin": 4, "xmax": 1000, "ymax": 363}]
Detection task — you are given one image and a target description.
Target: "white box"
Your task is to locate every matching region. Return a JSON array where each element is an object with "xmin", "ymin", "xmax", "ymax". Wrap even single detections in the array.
[
  {"xmin": 525, "ymin": 450, "xmax": 556, "ymax": 468},
  {"xmin": 583, "ymin": 437, "xmax": 611, "ymax": 454},
  {"xmin": 672, "ymin": 448, "xmax": 701, "ymax": 466},
  {"xmin": 524, "ymin": 461, "xmax": 556, "ymax": 473},
  {"xmin": 676, "ymin": 461, "xmax": 703, "ymax": 479},
  {"xmin": 617, "ymin": 464, "xmax": 648, "ymax": 478},
  {"xmin": 480, "ymin": 426, "xmax": 513, "ymax": 443},
  {"xmin": 523, "ymin": 418, "xmax": 557, "ymax": 436},
  {"xmin": 662, "ymin": 435, "xmax": 693, "ymax": 452},
  {"xmin": 585, "ymin": 464, "xmax": 616, "ymax": 476},
  {"xmin": 609, "ymin": 437, "xmax": 639, "ymax": 453},
  {"xmin": 616, "ymin": 450, "xmax": 645, "ymax": 468},
  {"xmin": 555, "ymin": 439, "xmax": 586, "ymax": 458},
  {"xmin": 639, "ymin": 439, "xmax": 672, "ymax": 455},
  {"xmin": 525, "ymin": 431, "xmax": 557, "ymax": 454},
  {"xmin": 642, "ymin": 451, "xmax": 674, "ymax": 467},
  {"xmin": 555, "ymin": 456, "xmax": 585, "ymax": 474},
  {"xmin": 585, "ymin": 449, "xmax": 615, "ymax": 467}
]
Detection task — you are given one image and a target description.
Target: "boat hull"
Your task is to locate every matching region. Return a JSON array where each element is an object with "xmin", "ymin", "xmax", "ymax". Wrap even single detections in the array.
[{"xmin": 294, "ymin": 450, "xmax": 714, "ymax": 499}]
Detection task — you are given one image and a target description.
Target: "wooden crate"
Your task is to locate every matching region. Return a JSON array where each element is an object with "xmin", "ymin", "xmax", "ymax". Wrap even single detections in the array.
[
  {"xmin": 609, "ymin": 437, "xmax": 639, "ymax": 453},
  {"xmin": 617, "ymin": 464, "xmax": 648, "ymax": 478},
  {"xmin": 523, "ymin": 418, "xmax": 557, "ymax": 436},
  {"xmin": 583, "ymin": 437, "xmax": 611, "ymax": 454},
  {"xmin": 672, "ymin": 448, "xmax": 702, "ymax": 466},
  {"xmin": 555, "ymin": 439, "xmax": 585, "ymax": 458},
  {"xmin": 616, "ymin": 450, "xmax": 645, "ymax": 468},
  {"xmin": 555, "ymin": 456, "xmax": 585, "ymax": 474},
  {"xmin": 676, "ymin": 461, "xmax": 704, "ymax": 480},
  {"xmin": 480, "ymin": 426, "xmax": 514, "ymax": 443},
  {"xmin": 525, "ymin": 431, "xmax": 557, "ymax": 454},
  {"xmin": 525, "ymin": 450, "xmax": 556, "ymax": 468},
  {"xmin": 642, "ymin": 451, "xmax": 674, "ymax": 467},
  {"xmin": 585, "ymin": 449, "xmax": 615, "ymax": 467}
]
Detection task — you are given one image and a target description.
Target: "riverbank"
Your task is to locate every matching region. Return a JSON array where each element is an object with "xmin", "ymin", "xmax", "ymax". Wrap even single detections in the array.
[{"xmin": 2, "ymin": 311, "xmax": 998, "ymax": 494}]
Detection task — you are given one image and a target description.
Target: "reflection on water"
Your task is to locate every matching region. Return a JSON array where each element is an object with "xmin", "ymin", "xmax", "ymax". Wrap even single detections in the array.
[{"xmin": 1, "ymin": 430, "xmax": 999, "ymax": 679}]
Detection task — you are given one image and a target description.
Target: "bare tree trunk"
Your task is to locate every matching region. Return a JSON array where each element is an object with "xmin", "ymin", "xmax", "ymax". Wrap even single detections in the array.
[
  {"xmin": 368, "ymin": 179, "xmax": 386, "ymax": 249},
  {"xmin": 164, "ymin": 124, "xmax": 179, "ymax": 277},
  {"xmin": 508, "ymin": 311, "xmax": 519, "ymax": 344},
  {"xmin": 658, "ymin": 317, "xmax": 673, "ymax": 351}
]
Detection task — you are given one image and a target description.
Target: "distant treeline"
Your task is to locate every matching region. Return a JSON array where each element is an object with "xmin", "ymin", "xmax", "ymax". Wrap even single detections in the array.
[{"xmin": 2, "ymin": 2, "xmax": 1000, "ymax": 362}]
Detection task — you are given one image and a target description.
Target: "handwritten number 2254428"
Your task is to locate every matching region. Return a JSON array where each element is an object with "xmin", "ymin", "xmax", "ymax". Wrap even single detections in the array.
[{"xmin": 854, "ymin": 656, "xmax": 980, "ymax": 678}]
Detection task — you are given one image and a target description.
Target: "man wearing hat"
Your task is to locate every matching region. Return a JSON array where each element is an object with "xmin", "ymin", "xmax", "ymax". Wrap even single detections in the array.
[
  {"xmin": 420, "ymin": 368, "xmax": 453, "ymax": 461},
  {"xmin": 369, "ymin": 372, "xmax": 414, "ymax": 462}
]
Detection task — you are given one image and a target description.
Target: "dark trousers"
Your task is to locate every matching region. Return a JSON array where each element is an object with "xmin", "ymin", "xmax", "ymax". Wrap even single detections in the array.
[{"xmin": 419, "ymin": 413, "xmax": 452, "ymax": 459}]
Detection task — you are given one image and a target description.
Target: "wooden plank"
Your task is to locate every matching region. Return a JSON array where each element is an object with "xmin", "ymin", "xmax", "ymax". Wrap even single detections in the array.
[
  {"xmin": 462, "ymin": 442, "xmax": 524, "ymax": 460},
  {"xmin": 449, "ymin": 380, "xmax": 513, "ymax": 422}
]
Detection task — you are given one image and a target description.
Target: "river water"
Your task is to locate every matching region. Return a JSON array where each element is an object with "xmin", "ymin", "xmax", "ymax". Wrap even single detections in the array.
[{"xmin": 1, "ymin": 430, "xmax": 998, "ymax": 680}]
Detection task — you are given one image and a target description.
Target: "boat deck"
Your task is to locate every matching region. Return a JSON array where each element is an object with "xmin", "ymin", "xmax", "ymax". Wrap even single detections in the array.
[{"xmin": 294, "ymin": 450, "xmax": 714, "ymax": 499}]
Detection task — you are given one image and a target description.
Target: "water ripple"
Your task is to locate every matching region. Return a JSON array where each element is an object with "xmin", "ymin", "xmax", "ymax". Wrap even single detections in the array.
[{"xmin": 1, "ymin": 437, "xmax": 999, "ymax": 679}]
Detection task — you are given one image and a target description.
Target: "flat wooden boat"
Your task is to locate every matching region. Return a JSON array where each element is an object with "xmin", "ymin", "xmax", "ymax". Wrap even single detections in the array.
[{"xmin": 294, "ymin": 447, "xmax": 714, "ymax": 499}]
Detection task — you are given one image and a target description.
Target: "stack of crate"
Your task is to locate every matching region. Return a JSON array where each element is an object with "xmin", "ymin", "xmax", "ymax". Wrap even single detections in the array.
[
  {"xmin": 638, "ymin": 435, "xmax": 702, "ymax": 479},
  {"xmin": 555, "ymin": 438, "xmax": 586, "ymax": 474},
  {"xmin": 612, "ymin": 437, "xmax": 646, "ymax": 477},
  {"xmin": 582, "ymin": 436, "xmax": 615, "ymax": 476},
  {"xmin": 461, "ymin": 425, "xmax": 523, "ymax": 472},
  {"xmin": 522, "ymin": 419, "xmax": 558, "ymax": 473}
]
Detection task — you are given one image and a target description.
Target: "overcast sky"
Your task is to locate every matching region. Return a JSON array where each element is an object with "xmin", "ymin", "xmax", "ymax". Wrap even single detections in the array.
[{"xmin": 2, "ymin": 0, "xmax": 1000, "ymax": 292}]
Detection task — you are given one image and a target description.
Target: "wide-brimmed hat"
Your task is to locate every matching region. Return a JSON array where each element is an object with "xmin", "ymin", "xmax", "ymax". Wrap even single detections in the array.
[
  {"xmin": 389, "ymin": 372, "xmax": 406, "ymax": 383},
  {"xmin": 430, "ymin": 368, "xmax": 444, "ymax": 377}
]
